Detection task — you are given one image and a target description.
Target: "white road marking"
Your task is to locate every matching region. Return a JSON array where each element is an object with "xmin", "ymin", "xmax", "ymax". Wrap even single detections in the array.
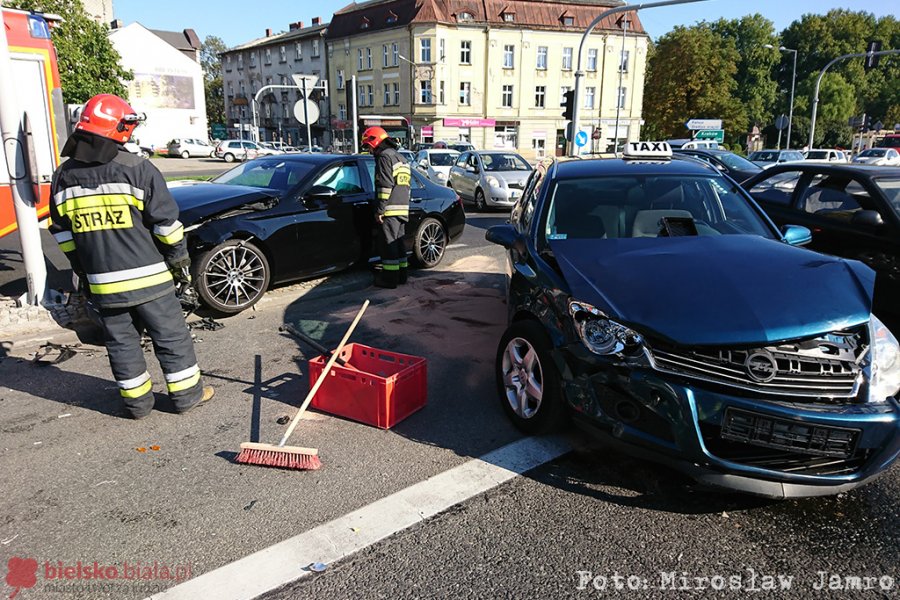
[{"xmin": 148, "ymin": 435, "xmax": 571, "ymax": 600}]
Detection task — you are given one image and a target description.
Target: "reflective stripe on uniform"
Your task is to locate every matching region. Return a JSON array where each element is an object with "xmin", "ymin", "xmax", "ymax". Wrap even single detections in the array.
[
  {"xmin": 382, "ymin": 263, "xmax": 400, "ymax": 271},
  {"xmin": 118, "ymin": 371, "xmax": 152, "ymax": 399},
  {"xmin": 53, "ymin": 183, "xmax": 146, "ymax": 207},
  {"xmin": 399, "ymin": 258, "xmax": 408, "ymax": 267},
  {"xmin": 166, "ymin": 364, "xmax": 201, "ymax": 393},
  {"xmin": 392, "ymin": 163, "xmax": 411, "ymax": 186},
  {"xmin": 53, "ymin": 231, "xmax": 76, "ymax": 253},
  {"xmin": 86, "ymin": 262, "xmax": 172, "ymax": 296},
  {"xmin": 383, "ymin": 203, "xmax": 409, "ymax": 217},
  {"xmin": 377, "ymin": 187, "xmax": 392, "ymax": 200},
  {"xmin": 153, "ymin": 220, "xmax": 184, "ymax": 245}
]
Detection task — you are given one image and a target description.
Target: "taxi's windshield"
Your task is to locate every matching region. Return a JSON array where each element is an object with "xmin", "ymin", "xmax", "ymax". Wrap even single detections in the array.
[{"xmin": 545, "ymin": 175, "xmax": 776, "ymax": 241}]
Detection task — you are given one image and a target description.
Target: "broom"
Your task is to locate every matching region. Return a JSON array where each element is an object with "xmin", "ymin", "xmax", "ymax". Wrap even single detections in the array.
[{"xmin": 235, "ymin": 300, "xmax": 370, "ymax": 470}]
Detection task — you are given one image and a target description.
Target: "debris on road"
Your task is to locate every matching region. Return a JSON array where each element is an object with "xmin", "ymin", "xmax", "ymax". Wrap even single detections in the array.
[
  {"xmin": 31, "ymin": 342, "xmax": 80, "ymax": 366},
  {"xmin": 57, "ymin": 413, "xmax": 72, "ymax": 419},
  {"xmin": 276, "ymin": 415, "xmax": 290, "ymax": 425},
  {"xmin": 189, "ymin": 317, "xmax": 225, "ymax": 332},
  {"xmin": 306, "ymin": 562, "xmax": 327, "ymax": 573},
  {"xmin": 136, "ymin": 447, "xmax": 147, "ymax": 453},
  {"xmin": 243, "ymin": 500, "xmax": 258, "ymax": 511},
  {"xmin": 0, "ymin": 534, "xmax": 18, "ymax": 545}
]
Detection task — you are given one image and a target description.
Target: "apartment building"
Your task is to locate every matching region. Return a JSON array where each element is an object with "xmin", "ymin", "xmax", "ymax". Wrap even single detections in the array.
[
  {"xmin": 326, "ymin": 0, "xmax": 648, "ymax": 159},
  {"xmin": 221, "ymin": 18, "xmax": 329, "ymax": 145}
]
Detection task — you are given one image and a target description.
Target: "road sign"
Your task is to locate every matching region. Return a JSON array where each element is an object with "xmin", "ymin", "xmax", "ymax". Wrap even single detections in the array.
[
  {"xmin": 210, "ymin": 123, "xmax": 226, "ymax": 139},
  {"xmin": 775, "ymin": 114, "xmax": 789, "ymax": 131},
  {"xmin": 575, "ymin": 130, "xmax": 588, "ymax": 147},
  {"xmin": 291, "ymin": 74, "xmax": 319, "ymax": 94},
  {"xmin": 293, "ymin": 99, "xmax": 320, "ymax": 124},
  {"xmin": 686, "ymin": 119, "xmax": 722, "ymax": 131},
  {"xmin": 873, "ymin": 120, "xmax": 884, "ymax": 132},
  {"xmin": 694, "ymin": 129, "xmax": 725, "ymax": 143}
]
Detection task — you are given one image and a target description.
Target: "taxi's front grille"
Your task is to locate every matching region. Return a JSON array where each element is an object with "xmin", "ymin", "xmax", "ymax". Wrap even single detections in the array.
[{"xmin": 647, "ymin": 329, "xmax": 865, "ymax": 400}]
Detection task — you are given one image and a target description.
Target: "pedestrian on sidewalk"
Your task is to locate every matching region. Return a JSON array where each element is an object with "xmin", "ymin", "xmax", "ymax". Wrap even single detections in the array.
[
  {"xmin": 49, "ymin": 94, "xmax": 214, "ymax": 419},
  {"xmin": 362, "ymin": 127, "xmax": 410, "ymax": 289}
]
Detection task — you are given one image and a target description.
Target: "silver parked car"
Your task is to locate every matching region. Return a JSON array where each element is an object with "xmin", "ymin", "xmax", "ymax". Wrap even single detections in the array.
[
  {"xmin": 168, "ymin": 138, "xmax": 214, "ymax": 158},
  {"xmin": 414, "ymin": 149, "xmax": 460, "ymax": 185},
  {"xmin": 748, "ymin": 149, "xmax": 805, "ymax": 168},
  {"xmin": 448, "ymin": 151, "xmax": 533, "ymax": 210},
  {"xmin": 214, "ymin": 140, "xmax": 261, "ymax": 162}
]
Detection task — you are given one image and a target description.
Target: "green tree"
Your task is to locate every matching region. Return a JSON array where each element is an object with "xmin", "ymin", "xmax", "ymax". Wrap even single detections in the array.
[
  {"xmin": 709, "ymin": 15, "xmax": 779, "ymax": 128},
  {"xmin": 5, "ymin": 0, "xmax": 131, "ymax": 103},
  {"xmin": 642, "ymin": 25, "xmax": 746, "ymax": 141},
  {"xmin": 793, "ymin": 72, "xmax": 856, "ymax": 147},
  {"xmin": 200, "ymin": 35, "xmax": 227, "ymax": 126}
]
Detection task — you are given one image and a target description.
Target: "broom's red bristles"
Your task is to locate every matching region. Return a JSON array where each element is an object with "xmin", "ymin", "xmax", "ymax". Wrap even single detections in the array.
[{"xmin": 235, "ymin": 448, "xmax": 322, "ymax": 470}]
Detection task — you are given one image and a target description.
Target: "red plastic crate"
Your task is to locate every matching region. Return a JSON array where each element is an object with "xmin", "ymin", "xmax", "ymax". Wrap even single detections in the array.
[{"xmin": 308, "ymin": 343, "xmax": 427, "ymax": 429}]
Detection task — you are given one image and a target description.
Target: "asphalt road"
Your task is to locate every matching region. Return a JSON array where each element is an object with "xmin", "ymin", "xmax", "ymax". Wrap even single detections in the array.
[{"xmin": 2, "ymin": 214, "xmax": 898, "ymax": 600}]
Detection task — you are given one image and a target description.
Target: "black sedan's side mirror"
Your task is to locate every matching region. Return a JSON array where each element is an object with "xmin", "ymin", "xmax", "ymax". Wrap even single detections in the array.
[
  {"xmin": 851, "ymin": 210, "xmax": 884, "ymax": 228},
  {"xmin": 486, "ymin": 224, "xmax": 523, "ymax": 249},
  {"xmin": 305, "ymin": 185, "xmax": 338, "ymax": 201}
]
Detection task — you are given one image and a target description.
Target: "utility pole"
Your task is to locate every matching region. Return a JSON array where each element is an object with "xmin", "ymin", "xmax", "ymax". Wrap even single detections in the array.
[
  {"xmin": 613, "ymin": 14, "xmax": 629, "ymax": 157},
  {"xmin": 0, "ymin": 10, "xmax": 46, "ymax": 305}
]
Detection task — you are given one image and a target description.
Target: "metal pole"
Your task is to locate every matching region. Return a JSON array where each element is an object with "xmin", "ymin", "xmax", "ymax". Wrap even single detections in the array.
[
  {"xmin": 569, "ymin": 0, "xmax": 714, "ymax": 157},
  {"xmin": 776, "ymin": 126, "xmax": 782, "ymax": 150},
  {"xmin": 302, "ymin": 78, "xmax": 312, "ymax": 152},
  {"xmin": 351, "ymin": 75, "xmax": 359, "ymax": 154},
  {"xmin": 0, "ymin": 11, "xmax": 46, "ymax": 305},
  {"xmin": 785, "ymin": 48, "xmax": 796, "ymax": 149},
  {"xmin": 810, "ymin": 49, "xmax": 899, "ymax": 149},
  {"xmin": 613, "ymin": 16, "xmax": 628, "ymax": 157}
]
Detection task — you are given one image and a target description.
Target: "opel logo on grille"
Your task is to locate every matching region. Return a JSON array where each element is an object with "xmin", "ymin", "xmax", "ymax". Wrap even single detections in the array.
[{"xmin": 745, "ymin": 352, "xmax": 778, "ymax": 383}]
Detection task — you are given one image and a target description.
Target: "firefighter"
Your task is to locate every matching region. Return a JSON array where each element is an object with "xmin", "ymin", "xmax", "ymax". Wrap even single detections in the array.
[
  {"xmin": 49, "ymin": 94, "xmax": 213, "ymax": 419},
  {"xmin": 361, "ymin": 127, "xmax": 410, "ymax": 288}
]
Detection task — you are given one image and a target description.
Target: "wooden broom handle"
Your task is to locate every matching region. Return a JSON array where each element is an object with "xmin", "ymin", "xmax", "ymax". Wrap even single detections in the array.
[{"xmin": 278, "ymin": 300, "xmax": 369, "ymax": 446}]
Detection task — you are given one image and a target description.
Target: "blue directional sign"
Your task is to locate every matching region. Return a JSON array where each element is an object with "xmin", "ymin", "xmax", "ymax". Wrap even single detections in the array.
[{"xmin": 575, "ymin": 130, "xmax": 588, "ymax": 147}]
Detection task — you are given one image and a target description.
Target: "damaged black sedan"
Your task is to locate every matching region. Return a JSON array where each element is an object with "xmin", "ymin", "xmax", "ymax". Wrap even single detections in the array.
[
  {"xmin": 169, "ymin": 154, "xmax": 465, "ymax": 313},
  {"xmin": 487, "ymin": 142, "xmax": 900, "ymax": 498}
]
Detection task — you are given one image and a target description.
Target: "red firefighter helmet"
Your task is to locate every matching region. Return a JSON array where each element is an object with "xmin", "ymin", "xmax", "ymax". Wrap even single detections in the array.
[
  {"xmin": 361, "ymin": 126, "xmax": 389, "ymax": 150},
  {"xmin": 75, "ymin": 94, "xmax": 145, "ymax": 143}
]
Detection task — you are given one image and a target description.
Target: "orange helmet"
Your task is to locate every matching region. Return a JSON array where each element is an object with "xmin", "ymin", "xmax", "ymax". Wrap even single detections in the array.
[
  {"xmin": 76, "ymin": 94, "xmax": 145, "ymax": 143},
  {"xmin": 361, "ymin": 126, "xmax": 389, "ymax": 150}
]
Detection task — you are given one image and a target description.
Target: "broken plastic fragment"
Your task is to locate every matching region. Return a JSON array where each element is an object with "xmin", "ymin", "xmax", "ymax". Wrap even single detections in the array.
[
  {"xmin": 136, "ymin": 447, "xmax": 147, "ymax": 453},
  {"xmin": 307, "ymin": 562, "xmax": 327, "ymax": 573},
  {"xmin": 150, "ymin": 445, "xmax": 161, "ymax": 451},
  {"xmin": 276, "ymin": 415, "xmax": 290, "ymax": 425}
]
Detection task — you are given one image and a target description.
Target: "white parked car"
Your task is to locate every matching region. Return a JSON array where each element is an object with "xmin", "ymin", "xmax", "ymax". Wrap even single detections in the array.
[
  {"xmin": 803, "ymin": 149, "xmax": 848, "ymax": 163},
  {"xmin": 258, "ymin": 142, "xmax": 286, "ymax": 155},
  {"xmin": 168, "ymin": 138, "xmax": 214, "ymax": 158},
  {"xmin": 413, "ymin": 149, "xmax": 460, "ymax": 185},
  {"xmin": 852, "ymin": 147, "xmax": 900, "ymax": 166},
  {"xmin": 214, "ymin": 140, "xmax": 260, "ymax": 162}
]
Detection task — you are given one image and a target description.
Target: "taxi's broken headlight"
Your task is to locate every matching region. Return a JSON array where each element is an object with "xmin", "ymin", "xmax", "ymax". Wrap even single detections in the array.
[
  {"xmin": 866, "ymin": 315, "xmax": 900, "ymax": 403},
  {"xmin": 569, "ymin": 300, "xmax": 644, "ymax": 357}
]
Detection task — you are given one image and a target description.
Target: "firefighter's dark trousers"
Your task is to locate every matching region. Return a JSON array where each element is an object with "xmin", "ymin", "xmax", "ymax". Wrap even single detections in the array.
[
  {"xmin": 99, "ymin": 292, "xmax": 204, "ymax": 418},
  {"xmin": 377, "ymin": 216, "xmax": 407, "ymax": 287}
]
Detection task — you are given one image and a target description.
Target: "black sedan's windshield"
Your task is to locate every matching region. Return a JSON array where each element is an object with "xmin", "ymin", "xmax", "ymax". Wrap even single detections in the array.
[
  {"xmin": 213, "ymin": 158, "xmax": 316, "ymax": 193},
  {"xmin": 545, "ymin": 175, "xmax": 776, "ymax": 240}
]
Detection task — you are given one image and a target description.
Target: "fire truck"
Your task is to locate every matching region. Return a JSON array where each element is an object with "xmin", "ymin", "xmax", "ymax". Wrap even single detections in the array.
[{"xmin": 0, "ymin": 7, "xmax": 67, "ymax": 238}]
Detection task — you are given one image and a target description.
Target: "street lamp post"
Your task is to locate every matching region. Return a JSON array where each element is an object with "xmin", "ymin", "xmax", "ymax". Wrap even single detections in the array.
[
  {"xmin": 764, "ymin": 44, "xmax": 797, "ymax": 149},
  {"xmin": 569, "ymin": 0, "xmax": 715, "ymax": 157}
]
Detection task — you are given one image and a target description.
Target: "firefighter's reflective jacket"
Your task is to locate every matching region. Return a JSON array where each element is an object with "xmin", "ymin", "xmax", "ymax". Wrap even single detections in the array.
[
  {"xmin": 49, "ymin": 149, "xmax": 188, "ymax": 309},
  {"xmin": 375, "ymin": 146, "xmax": 411, "ymax": 221}
]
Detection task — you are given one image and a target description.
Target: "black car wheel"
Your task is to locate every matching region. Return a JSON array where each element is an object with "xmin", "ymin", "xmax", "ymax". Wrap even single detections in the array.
[
  {"xmin": 496, "ymin": 321, "xmax": 566, "ymax": 434},
  {"xmin": 181, "ymin": 150, "xmax": 190, "ymax": 159},
  {"xmin": 193, "ymin": 240, "xmax": 270, "ymax": 314},
  {"xmin": 474, "ymin": 188, "xmax": 486, "ymax": 211},
  {"xmin": 223, "ymin": 153, "xmax": 236, "ymax": 163},
  {"xmin": 413, "ymin": 217, "xmax": 447, "ymax": 268}
]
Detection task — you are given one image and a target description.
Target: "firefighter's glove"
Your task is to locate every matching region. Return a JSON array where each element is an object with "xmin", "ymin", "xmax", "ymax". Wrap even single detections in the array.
[{"xmin": 173, "ymin": 266, "xmax": 192, "ymax": 285}]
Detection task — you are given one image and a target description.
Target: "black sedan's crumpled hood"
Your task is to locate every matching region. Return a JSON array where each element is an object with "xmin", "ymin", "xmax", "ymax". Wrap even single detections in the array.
[
  {"xmin": 551, "ymin": 235, "xmax": 875, "ymax": 347},
  {"xmin": 169, "ymin": 183, "xmax": 279, "ymax": 226}
]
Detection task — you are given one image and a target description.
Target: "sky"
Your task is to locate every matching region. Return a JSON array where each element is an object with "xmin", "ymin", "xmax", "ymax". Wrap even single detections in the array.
[{"xmin": 113, "ymin": 0, "xmax": 896, "ymax": 47}]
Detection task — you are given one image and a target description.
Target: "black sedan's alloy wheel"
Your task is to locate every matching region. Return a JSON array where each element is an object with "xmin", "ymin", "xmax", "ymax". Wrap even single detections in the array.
[
  {"xmin": 413, "ymin": 217, "xmax": 448, "ymax": 269},
  {"xmin": 496, "ymin": 321, "xmax": 567, "ymax": 434},
  {"xmin": 194, "ymin": 239, "xmax": 271, "ymax": 314}
]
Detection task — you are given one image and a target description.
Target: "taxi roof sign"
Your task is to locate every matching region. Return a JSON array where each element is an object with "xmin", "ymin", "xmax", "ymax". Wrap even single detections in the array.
[{"xmin": 623, "ymin": 141, "xmax": 673, "ymax": 160}]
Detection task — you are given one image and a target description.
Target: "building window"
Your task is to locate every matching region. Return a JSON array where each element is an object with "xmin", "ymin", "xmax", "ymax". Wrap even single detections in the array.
[
  {"xmin": 438, "ymin": 38, "xmax": 445, "ymax": 63},
  {"xmin": 617, "ymin": 86, "xmax": 627, "ymax": 109},
  {"xmin": 502, "ymin": 12, "xmax": 515, "ymax": 22},
  {"xmin": 562, "ymin": 47, "xmax": 573, "ymax": 70},
  {"xmin": 386, "ymin": 12, "xmax": 398, "ymax": 25},
  {"xmin": 366, "ymin": 47, "xmax": 372, "ymax": 69},
  {"xmin": 439, "ymin": 80, "xmax": 445, "ymax": 104},
  {"xmin": 494, "ymin": 125, "xmax": 517, "ymax": 149},
  {"xmin": 562, "ymin": 15, "xmax": 575, "ymax": 27},
  {"xmin": 312, "ymin": 39, "xmax": 320, "ymax": 57},
  {"xmin": 503, "ymin": 45, "xmax": 514, "ymax": 69},
  {"xmin": 360, "ymin": 18, "xmax": 370, "ymax": 30},
  {"xmin": 532, "ymin": 137, "xmax": 546, "ymax": 158},
  {"xmin": 587, "ymin": 49, "xmax": 598, "ymax": 71},
  {"xmin": 339, "ymin": 103, "xmax": 347, "ymax": 120},
  {"xmin": 536, "ymin": 46, "xmax": 547, "ymax": 70},
  {"xmin": 279, "ymin": 46, "xmax": 286, "ymax": 62},
  {"xmin": 384, "ymin": 83, "xmax": 391, "ymax": 105},
  {"xmin": 295, "ymin": 42, "xmax": 302, "ymax": 59},
  {"xmin": 457, "ymin": 11, "xmax": 474, "ymax": 22},
  {"xmin": 419, "ymin": 80, "xmax": 433, "ymax": 103},
  {"xmin": 535, "ymin": 86, "xmax": 545, "ymax": 108},
  {"xmin": 420, "ymin": 38, "xmax": 432, "ymax": 63},
  {"xmin": 239, "ymin": 81, "xmax": 245, "ymax": 95},
  {"xmin": 619, "ymin": 50, "xmax": 630, "ymax": 73},
  {"xmin": 459, "ymin": 82, "xmax": 470, "ymax": 105},
  {"xmin": 501, "ymin": 85, "xmax": 513, "ymax": 107},
  {"xmin": 584, "ymin": 86, "xmax": 596, "ymax": 109},
  {"xmin": 238, "ymin": 54, "xmax": 243, "ymax": 68},
  {"xmin": 265, "ymin": 76, "xmax": 272, "ymax": 87},
  {"xmin": 337, "ymin": 69, "xmax": 345, "ymax": 89},
  {"xmin": 227, "ymin": 82, "xmax": 233, "ymax": 95},
  {"xmin": 265, "ymin": 48, "xmax": 271, "ymax": 64},
  {"xmin": 392, "ymin": 43, "xmax": 399, "ymax": 66},
  {"xmin": 460, "ymin": 40, "xmax": 471, "ymax": 64},
  {"xmin": 393, "ymin": 83, "xmax": 400, "ymax": 105},
  {"xmin": 358, "ymin": 84, "xmax": 366, "ymax": 106},
  {"xmin": 383, "ymin": 44, "xmax": 389, "ymax": 67},
  {"xmin": 279, "ymin": 75, "xmax": 287, "ymax": 86},
  {"xmin": 367, "ymin": 85, "xmax": 374, "ymax": 106},
  {"xmin": 560, "ymin": 86, "xmax": 570, "ymax": 104},
  {"xmin": 357, "ymin": 48, "xmax": 363, "ymax": 70},
  {"xmin": 264, "ymin": 103, "xmax": 271, "ymax": 118}
]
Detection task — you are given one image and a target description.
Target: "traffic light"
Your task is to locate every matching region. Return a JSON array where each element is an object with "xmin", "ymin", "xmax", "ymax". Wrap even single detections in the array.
[
  {"xmin": 561, "ymin": 89, "xmax": 575, "ymax": 120},
  {"xmin": 863, "ymin": 114, "xmax": 872, "ymax": 132},
  {"xmin": 864, "ymin": 40, "xmax": 882, "ymax": 71}
]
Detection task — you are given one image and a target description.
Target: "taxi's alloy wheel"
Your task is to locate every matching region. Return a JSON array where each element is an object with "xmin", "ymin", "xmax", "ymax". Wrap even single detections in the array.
[
  {"xmin": 474, "ymin": 188, "xmax": 486, "ymax": 211},
  {"xmin": 194, "ymin": 240, "xmax": 270, "ymax": 315},
  {"xmin": 496, "ymin": 321, "xmax": 566, "ymax": 434},
  {"xmin": 414, "ymin": 217, "xmax": 447, "ymax": 269}
]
